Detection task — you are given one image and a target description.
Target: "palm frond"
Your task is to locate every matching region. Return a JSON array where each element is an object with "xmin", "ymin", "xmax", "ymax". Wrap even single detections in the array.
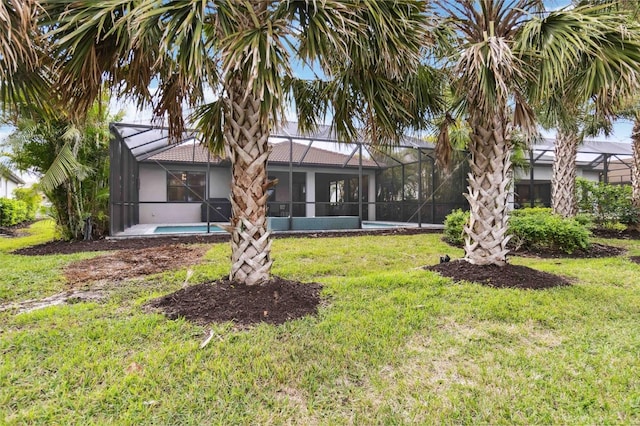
[{"xmin": 40, "ymin": 141, "xmax": 91, "ymax": 193}]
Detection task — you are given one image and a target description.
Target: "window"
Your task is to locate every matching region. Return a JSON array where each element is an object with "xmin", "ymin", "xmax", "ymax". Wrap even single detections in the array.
[
  {"xmin": 329, "ymin": 180, "xmax": 345, "ymax": 204},
  {"xmin": 167, "ymin": 171, "xmax": 206, "ymax": 202}
]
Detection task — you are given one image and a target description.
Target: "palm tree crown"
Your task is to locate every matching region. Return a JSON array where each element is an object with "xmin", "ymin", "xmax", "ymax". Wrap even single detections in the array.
[{"xmin": 36, "ymin": 0, "xmax": 438, "ymax": 284}]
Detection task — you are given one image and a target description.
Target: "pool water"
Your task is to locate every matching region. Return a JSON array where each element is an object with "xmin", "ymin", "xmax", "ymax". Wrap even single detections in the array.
[
  {"xmin": 153, "ymin": 225, "xmax": 225, "ymax": 234},
  {"xmin": 153, "ymin": 221, "xmax": 408, "ymax": 234}
]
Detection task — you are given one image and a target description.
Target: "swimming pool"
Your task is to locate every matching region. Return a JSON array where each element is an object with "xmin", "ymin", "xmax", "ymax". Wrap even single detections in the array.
[
  {"xmin": 153, "ymin": 221, "xmax": 410, "ymax": 234},
  {"xmin": 153, "ymin": 225, "xmax": 225, "ymax": 234}
]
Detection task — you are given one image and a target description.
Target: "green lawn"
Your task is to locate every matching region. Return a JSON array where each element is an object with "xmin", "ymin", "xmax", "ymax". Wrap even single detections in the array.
[{"xmin": 1, "ymin": 222, "xmax": 639, "ymax": 424}]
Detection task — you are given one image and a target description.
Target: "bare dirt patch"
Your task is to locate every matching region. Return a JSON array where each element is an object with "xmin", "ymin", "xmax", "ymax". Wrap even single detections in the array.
[
  {"xmin": 0, "ymin": 290, "xmax": 106, "ymax": 314},
  {"xmin": 425, "ymin": 260, "xmax": 571, "ymax": 289},
  {"xmin": 146, "ymin": 277, "xmax": 322, "ymax": 327},
  {"xmin": 64, "ymin": 244, "xmax": 209, "ymax": 284}
]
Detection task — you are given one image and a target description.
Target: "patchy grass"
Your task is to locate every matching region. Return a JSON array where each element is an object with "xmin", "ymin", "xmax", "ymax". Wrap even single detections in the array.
[{"xmin": 1, "ymin": 223, "xmax": 639, "ymax": 424}]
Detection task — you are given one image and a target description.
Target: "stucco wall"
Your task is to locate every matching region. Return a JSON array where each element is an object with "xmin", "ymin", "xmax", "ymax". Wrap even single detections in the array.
[
  {"xmin": 139, "ymin": 203, "xmax": 202, "ymax": 223},
  {"xmin": 138, "ymin": 163, "xmax": 231, "ymax": 223},
  {"xmin": 0, "ymin": 176, "xmax": 20, "ymax": 199},
  {"xmin": 514, "ymin": 164, "xmax": 601, "ymax": 182}
]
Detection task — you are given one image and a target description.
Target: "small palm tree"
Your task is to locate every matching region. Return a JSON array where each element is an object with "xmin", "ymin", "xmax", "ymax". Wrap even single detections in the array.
[
  {"xmin": 434, "ymin": 0, "xmax": 640, "ymax": 266},
  {"xmin": 39, "ymin": 0, "xmax": 437, "ymax": 285}
]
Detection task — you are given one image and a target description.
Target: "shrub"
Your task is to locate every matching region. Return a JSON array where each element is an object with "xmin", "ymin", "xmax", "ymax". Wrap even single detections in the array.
[
  {"xmin": 13, "ymin": 187, "xmax": 40, "ymax": 221},
  {"xmin": 0, "ymin": 198, "xmax": 30, "ymax": 226},
  {"xmin": 443, "ymin": 209, "xmax": 469, "ymax": 246},
  {"xmin": 576, "ymin": 178, "xmax": 640, "ymax": 228},
  {"xmin": 509, "ymin": 207, "xmax": 590, "ymax": 254}
]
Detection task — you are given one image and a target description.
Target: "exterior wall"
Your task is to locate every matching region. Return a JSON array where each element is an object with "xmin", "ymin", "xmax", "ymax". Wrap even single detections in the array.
[
  {"xmin": 137, "ymin": 162, "xmax": 376, "ymax": 223},
  {"xmin": 0, "ymin": 176, "xmax": 21, "ymax": 198},
  {"xmin": 138, "ymin": 163, "xmax": 231, "ymax": 223},
  {"xmin": 514, "ymin": 164, "xmax": 601, "ymax": 182}
]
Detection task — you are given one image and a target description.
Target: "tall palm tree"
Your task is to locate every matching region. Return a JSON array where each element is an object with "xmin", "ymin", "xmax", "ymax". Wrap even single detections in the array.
[
  {"xmin": 613, "ymin": 96, "xmax": 640, "ymax": 207},
  {"xmin": 40, "ymin": 1, "xmax": 437, "ymax": 285},
  {"xmin": 542, "ymin": 1, "xmax": 640, "ymax": 218},
  {"xmin": 434, "ymin": 0, "xmax": 640, "ymax": 266}
]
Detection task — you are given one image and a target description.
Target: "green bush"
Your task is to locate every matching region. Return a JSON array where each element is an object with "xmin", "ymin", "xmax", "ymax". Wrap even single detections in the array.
[
  {"xmin": 509, "ymin": 207, "xmax": 590, "ymax": 254},
  {"xmin": 443, "ymin": 208, "xmax": 469, "ymax": 246},
  {"xmin": 443, "ymin": 207, "xmax": 591, "ymax": 254},
  {"xmin": 576, "ymin": 178, "xmax": 640, "ymax": 227},
  {"xmin": 0, "ymin": 198, "xmax": 30, "ymax": 226},
  {"xmin": 12, "ymin": 187, "xmax": 40, "ymax": 221}
]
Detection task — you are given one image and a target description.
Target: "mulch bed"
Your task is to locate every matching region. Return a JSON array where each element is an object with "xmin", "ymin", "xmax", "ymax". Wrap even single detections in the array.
[
  {"xmin": 512, "ymin": 242, "xmax": 625, "ymax": 259},
  {"xmin": 590, "ymin": 228, "xmax": 640, "ymax": 240},
  {"xmin": 146, "ymin": 277, "xmax": 322, "ymax": 327},
  {"xmin": 629, "ymin": 256, "xmax": 640, "ymax": 265},
  {"xmin": 13, "ymin": 227, "xmax": 441, "ymax": 256},
  {"xmin": 425, "ymin": 260, "xmax": 571, "ymax": 289}
]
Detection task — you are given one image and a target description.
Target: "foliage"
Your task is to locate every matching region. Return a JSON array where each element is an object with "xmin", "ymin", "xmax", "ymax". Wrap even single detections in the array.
[
  {"xmin": 443, "ymin": 208, "xmax": 469, "ymax": 246},
  {"xmin": 576, "ymin": 178, "xmax": 640, "ymax": 227},
  {"xmin": 3, "ymin": 101, "xmax": 114, "ymax": 240},
  {"xmin": 13, "ymin": 186, "xmax": 40, "ymax": 219},
  {"xmin": 509, "ymin": 208, "xmax": 591, "ymax": 254},
  {"xmin": 0, "ymin": 197, "xmax": 29, "ymax": 226},
  {"xmin": 0, "ymin": 185, "xmax": 40, "ymax": 227},
  {"xmin": 1, "ymin": 224, "xmax": 640, "ymax": 423}
]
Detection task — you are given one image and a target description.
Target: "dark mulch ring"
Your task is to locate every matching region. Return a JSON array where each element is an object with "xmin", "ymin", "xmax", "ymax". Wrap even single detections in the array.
[
  {"xmin": 591, "ymin": 228, "xmax": 640, "ymax": 240},
  {"xmin": 512, "ymin": 242, "xmax": 625, "ymax": 259},
  {"xmin": 629, "ymin": 256, "xmax": 640, "ymax": 265},
  {"xmin": 147, "ymin": 277, "xmax": 323, "ymax": 327},
  {"xmin": 14, "ymin": 227, "xmax": 440, "ymax": 256},
  {"xmin": 426, "ymin": 260, "xmax": 571, "ymax": 289}
]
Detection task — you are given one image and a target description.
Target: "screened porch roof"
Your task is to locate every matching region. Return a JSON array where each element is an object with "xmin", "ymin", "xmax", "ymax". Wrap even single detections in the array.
[
  {"xmin": 530, "ymin": 138, "xmax": 633, "ymax": 169},
  {"xmin": 109, "ymin": 121, "xmax": 435, "ymax": 166}
]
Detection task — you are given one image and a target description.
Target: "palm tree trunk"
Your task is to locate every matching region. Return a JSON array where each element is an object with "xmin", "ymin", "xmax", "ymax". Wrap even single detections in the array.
[
  {"xmin": 224, "ymin": 77, "xmax": 274, "ymax": 285},
  {"xmin": 464, "ymin": 112, "xmax": 512, "ymax": 266},
  {"xmin": 551, "ymin": 129, "xmax": 579, "ymax": 217},
  {"xmin": 631, "ymin": 118, "xmax": 640, "ymax": 209}
]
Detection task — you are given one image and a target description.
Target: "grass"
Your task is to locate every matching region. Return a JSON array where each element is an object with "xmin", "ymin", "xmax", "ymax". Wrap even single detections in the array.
[{"xmin": 1, "ymin": 222, "xmax": 639, "ymax": 424}]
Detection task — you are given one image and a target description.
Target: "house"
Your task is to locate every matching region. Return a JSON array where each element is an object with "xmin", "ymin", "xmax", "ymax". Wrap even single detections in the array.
[
  {"xmin": 109, "ymin": 122, "xmax": 469, "ymax": 235},
  {"xmin": 0, "ymin": 168, "xmax": 25, "ymax": 199},
  {"xmin": 513, "ymin": 139, "xmax": 632, "ymax": 208},
  {"xmin": 109, "ymin": 122, "xmax": 628, "ymax": 235}
]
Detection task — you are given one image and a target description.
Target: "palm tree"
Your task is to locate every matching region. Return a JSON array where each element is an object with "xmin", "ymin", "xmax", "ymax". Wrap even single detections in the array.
[
  {"xmin": 542, "ymin": 1, "xmax": 640, "ymax": 218},
  {"xmin": 613, "ymin": 96, "xmax": 640, "ymax": 208},
  {"xmin": 434, "ymin": 1, "xmax": 640, "ymax": 266},
  {"xmin": 40, "ymin": 1, "xmax": 437, "ymax": 285},
  {"xmin": 0, "ymin": 0, "xmax": 51, "ymax": 117}
]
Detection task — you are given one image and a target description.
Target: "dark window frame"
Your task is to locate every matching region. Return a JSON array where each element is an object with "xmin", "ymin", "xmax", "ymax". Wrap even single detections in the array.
[{"xmin": 167, "ymin": 171, "xmax": 206, "ymax": 202}]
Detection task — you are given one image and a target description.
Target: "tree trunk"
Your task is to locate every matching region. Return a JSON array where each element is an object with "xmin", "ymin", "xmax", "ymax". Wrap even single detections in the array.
[
  {"xmin": 631, "ymin": 118, "xmax": 640, "ymax": 209},
  {"xmin": 463, "ymin": 112, "xmax": 512, "ymax": 266},
  {"xmin": 224, "ymin": 77, "xmax": 274, "ymax": 285},
  {"xmin": 551, "ymin": 129, "xmax": 579, "ymax": 217}
]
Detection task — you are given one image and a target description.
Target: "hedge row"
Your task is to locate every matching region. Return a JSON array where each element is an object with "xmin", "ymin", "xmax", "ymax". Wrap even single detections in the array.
[{"xmin": 0, "ymin": 197, "xmax": 36, "ymax": 227}]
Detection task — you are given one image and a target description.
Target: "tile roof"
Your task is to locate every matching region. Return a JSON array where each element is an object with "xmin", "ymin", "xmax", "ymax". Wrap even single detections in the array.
[{"xmin": 144, "ymin": 141, "xmax": 379, "ymax": 168}]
